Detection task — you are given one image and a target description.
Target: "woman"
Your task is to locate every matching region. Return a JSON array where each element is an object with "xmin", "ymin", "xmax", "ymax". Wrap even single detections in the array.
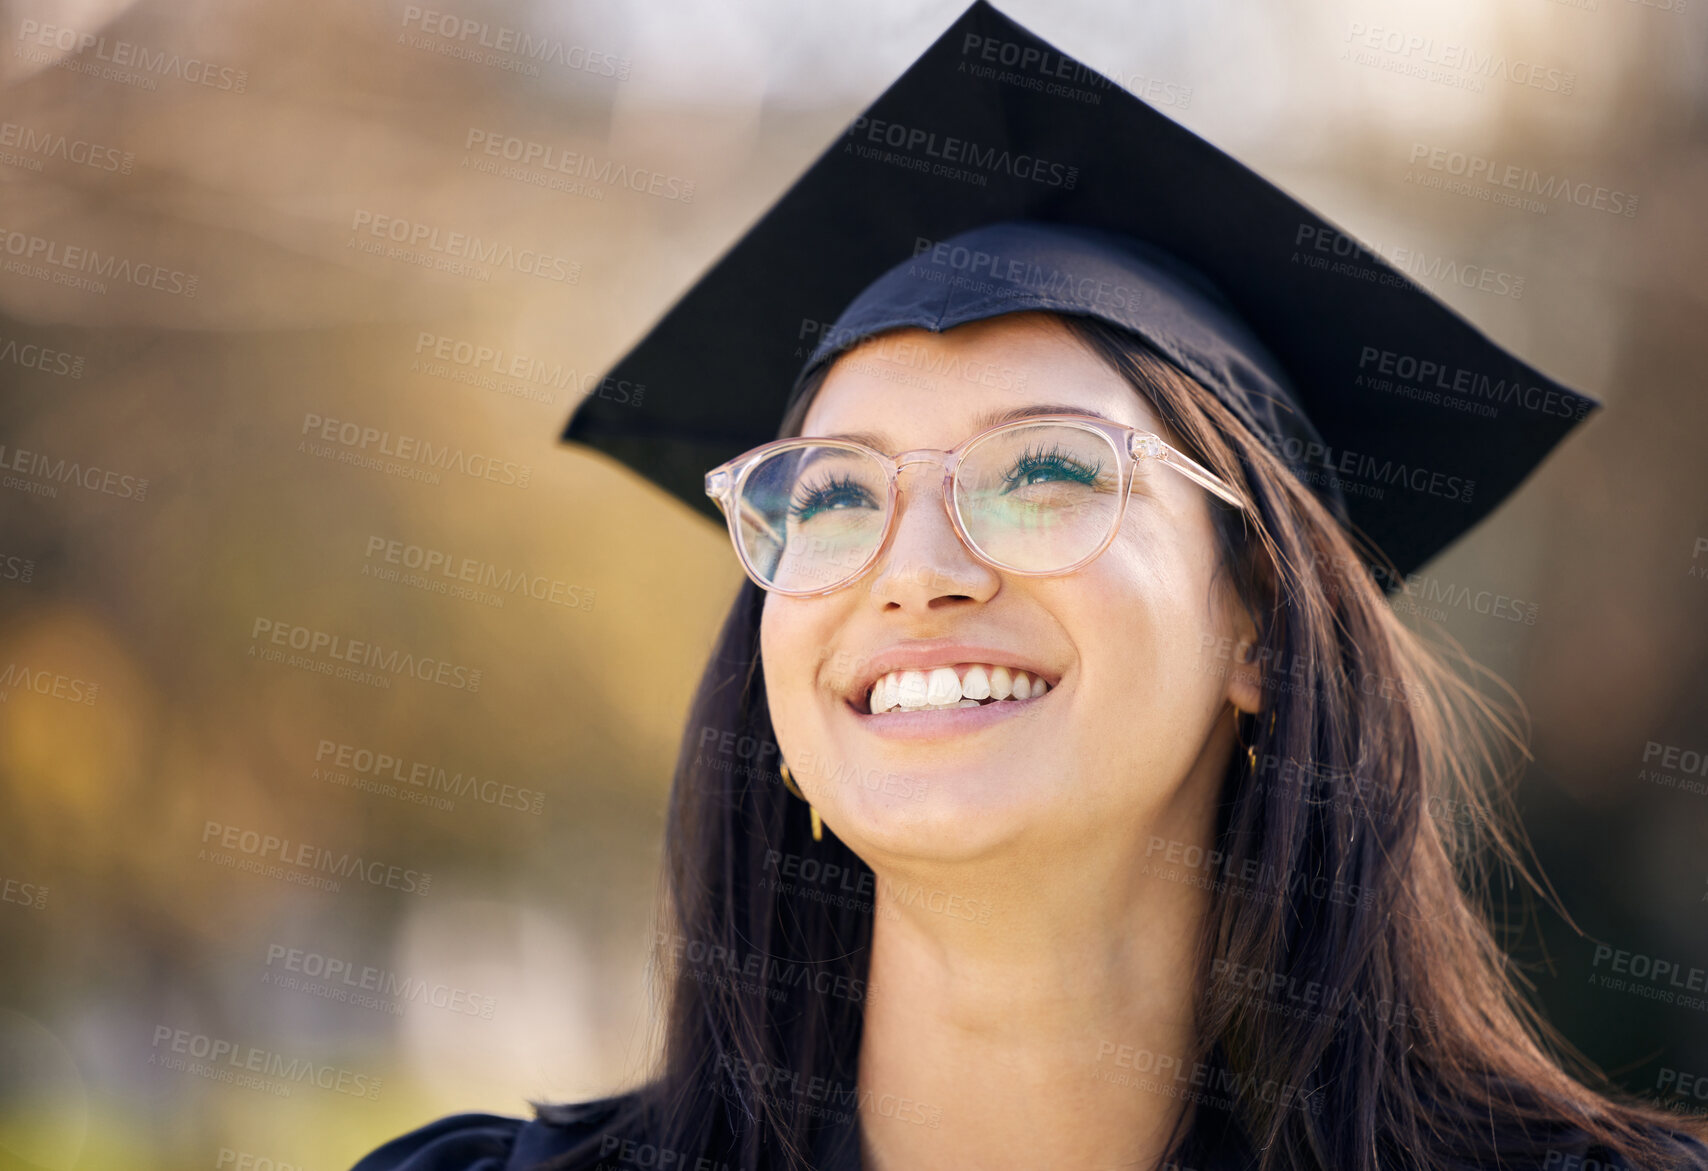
[{"xmin": 350, "ymin": 6, "xmax": 1708, "ymax": 1170}]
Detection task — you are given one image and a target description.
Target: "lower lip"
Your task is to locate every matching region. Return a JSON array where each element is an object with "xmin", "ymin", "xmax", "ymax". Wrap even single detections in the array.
[{"xmin": 842, "ymin": 684, "xmax": 1059, "ymax": 741}]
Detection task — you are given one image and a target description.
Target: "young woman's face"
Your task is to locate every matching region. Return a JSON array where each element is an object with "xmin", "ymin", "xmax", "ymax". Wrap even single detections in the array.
[{"xmin": 760, "ymin": 312, "xmax": 1261, "ymax": 864}]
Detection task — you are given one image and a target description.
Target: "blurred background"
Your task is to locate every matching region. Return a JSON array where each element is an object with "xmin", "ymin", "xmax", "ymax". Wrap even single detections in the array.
[{"xmin": 1, "ymin": 0, "xmax": 1705, "ymax": 1167}]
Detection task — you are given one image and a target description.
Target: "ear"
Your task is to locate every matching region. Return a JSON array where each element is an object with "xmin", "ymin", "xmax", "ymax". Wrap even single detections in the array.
[
  {"xmin": 1218, "ymin": 546, "xmax": 1272, "ymax": 718},
  {"xmin": 1224, "ymin": 602, "xmax": 1264, "ymax": 717}
]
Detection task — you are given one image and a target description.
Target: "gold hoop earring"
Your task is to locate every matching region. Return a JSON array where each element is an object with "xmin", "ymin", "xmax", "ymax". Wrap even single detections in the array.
[
  {"xmin": 778, "ymin": 759, "xmax": 823, "ymax": 842},
  {"xmin": 1232, "ymin": 707, "xmax": 1257, "ymax": 772}
]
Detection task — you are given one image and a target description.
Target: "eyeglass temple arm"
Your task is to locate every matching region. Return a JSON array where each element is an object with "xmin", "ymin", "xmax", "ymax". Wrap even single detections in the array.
[
  {"xmin": 1141, "ymin": 442, "xmax": 1248, "ymax": 512},
  {"xmin": 710, "ymin": 470, "xmax": 790, "ymax": 549}
]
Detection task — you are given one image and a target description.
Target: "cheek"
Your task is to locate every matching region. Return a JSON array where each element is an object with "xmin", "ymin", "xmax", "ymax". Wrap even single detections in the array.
[
  {"xmin": 760, "ymin": 599, "xmax": 830, "ymax": 733},
  {"xmin": 759, "ymin": 599, "xmax": 794, "ymax": 700},
  {"xmin": 1082, "ymin": 527, "xmax": 1227, "ymax": 720}
]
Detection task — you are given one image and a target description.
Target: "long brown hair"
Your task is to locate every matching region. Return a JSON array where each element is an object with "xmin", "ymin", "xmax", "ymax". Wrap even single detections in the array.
[{"xmin": 539, "ymin": 313, "xmax": 1708, "ymax": 1170}]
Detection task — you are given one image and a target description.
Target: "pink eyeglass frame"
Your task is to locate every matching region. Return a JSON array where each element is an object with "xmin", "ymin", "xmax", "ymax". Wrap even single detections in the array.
[{"xmin": 703, "ymin": 412, "xmax": 1249, "ymax": 598}]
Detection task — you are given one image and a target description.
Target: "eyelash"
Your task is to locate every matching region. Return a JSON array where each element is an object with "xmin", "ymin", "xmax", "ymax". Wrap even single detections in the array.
[
  {"xmin": 1000, "ymin": 443, "xmax": 1104, "ymax": 490},
  {"xmin": 787, "ymin": 473, "xmax": 874, "ymax": 520},
  {"xmin": 786, "ymin": 443, "xmax": 1105, "ymax": 521}
]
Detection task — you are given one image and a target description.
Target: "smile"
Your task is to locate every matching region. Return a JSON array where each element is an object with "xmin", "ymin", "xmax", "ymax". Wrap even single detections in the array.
[
  {"xmin": 843, "ymin": 665, "xmax": 1061, "ymax": 742},
  {"xmin": 864, "ymin": 663, "xmax": 1051, "ymax": 714}
]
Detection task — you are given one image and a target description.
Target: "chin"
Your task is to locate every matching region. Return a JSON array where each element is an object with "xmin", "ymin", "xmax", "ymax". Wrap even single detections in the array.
[
  {"xmin": 777, "ymin": 675, "xmax": 1080, "ymax": 855},
  {"xmin": 808, "ymin": 739, "xmax": 1065, "ymax": 865}
]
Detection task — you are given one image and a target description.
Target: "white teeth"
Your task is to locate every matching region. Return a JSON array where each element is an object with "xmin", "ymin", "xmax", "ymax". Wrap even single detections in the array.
[
  {"xmin": 926, "ymin": 667, "xmax": 961, "ymax": 706},
  {"xmin": 861, "ymin": 662, "xmax": 1054, "ymax": 714},
  {"xmin": 961, "ymin": 664, "xmax": 991, "ymax": 700}
]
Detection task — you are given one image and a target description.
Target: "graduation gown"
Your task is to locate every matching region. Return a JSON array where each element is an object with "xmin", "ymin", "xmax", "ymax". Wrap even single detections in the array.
[
  {"xmin": 342, "ymin": 1092, "xmax": 870, "ymax": 1171},
  {"xmin": 344, "ymin": 1091, "xmax": 1708, "ymax": 1170}
]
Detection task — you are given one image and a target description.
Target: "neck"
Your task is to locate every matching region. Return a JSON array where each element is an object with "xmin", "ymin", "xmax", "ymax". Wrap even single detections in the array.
[{"xmin": 854, "ymin": 807, "xmax": 1214, "ymax": 1171}]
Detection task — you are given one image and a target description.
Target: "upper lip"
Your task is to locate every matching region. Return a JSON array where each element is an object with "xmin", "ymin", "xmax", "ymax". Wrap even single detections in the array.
[{"xmin": 836, "ymin": 640, "xmax": 1064, "ymax": 708}]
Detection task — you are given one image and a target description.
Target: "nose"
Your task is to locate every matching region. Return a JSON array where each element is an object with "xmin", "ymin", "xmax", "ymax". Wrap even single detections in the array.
[{"xmin": 863, "ymin": 455, "xmax": 998, "ymax": 610}]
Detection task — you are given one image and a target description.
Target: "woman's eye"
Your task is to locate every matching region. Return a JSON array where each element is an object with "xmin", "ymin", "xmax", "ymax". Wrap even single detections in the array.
[
  {"xmin": 1001, "ymin": 447, "xmax": 1103, "ymax": 491},
  {"xmin": 788, "ymin": 474, "xmax": 877, "ymax": 521}
]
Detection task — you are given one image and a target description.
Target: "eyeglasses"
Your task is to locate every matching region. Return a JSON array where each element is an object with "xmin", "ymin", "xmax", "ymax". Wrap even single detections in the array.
[{"xmin": 703, "ymin": 413, "xmax": 1248, "ymax": 598}]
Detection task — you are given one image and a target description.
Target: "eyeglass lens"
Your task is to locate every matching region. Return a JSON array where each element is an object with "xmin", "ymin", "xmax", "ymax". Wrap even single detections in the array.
[{"xmin": 734, "ymin": 423, "xmax": 1126, "ymax": 592}]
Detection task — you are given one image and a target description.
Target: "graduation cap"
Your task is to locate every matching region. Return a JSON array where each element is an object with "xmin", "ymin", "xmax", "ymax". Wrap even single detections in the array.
[{"xmin": 560, "ymin": 0, "xmax": 1598, "ymax": 579}]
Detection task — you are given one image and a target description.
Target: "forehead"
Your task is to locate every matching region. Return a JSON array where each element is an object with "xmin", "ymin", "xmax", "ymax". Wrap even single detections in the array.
[{"xmin": 801, "ymin": 312, "xmax": 1163, "ymax": 453}]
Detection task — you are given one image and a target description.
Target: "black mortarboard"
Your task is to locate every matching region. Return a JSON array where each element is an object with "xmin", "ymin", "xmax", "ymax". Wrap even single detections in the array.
[{"xmin": 560, "ymin": 0, "xmax": 1598, "ymax": 578}]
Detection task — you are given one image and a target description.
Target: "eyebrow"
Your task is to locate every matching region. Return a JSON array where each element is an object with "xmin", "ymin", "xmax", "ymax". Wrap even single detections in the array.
[{"xmin": 814, "ymin": 404, "xmax": 1114, "ymax": 453}]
